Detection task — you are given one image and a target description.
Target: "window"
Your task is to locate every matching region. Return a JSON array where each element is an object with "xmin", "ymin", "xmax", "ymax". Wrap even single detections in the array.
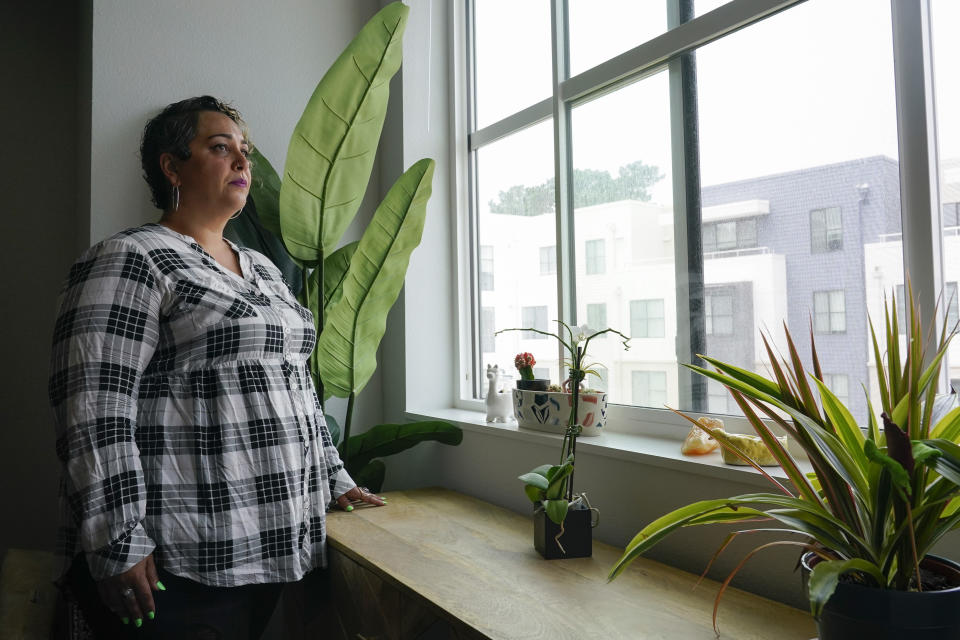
[
  {"xmin": 814, "ymin": 290, "xmax": 846, "ymax": 334},
  {"xmin": 462, "ymin": 0, "xmax": 955, "ymax": 420},
  {"xmin": 822, "ymin": 373, "xmax": 850, "ymax": 407},
  {"xmin": 896, "ymin": 283, "xmax": 958, "ymax": 333},
  {"xmin": 705, "ymin": 290, "xmax": 734, "ymax": 336},
  {"xmin": 811, "ymin": 207, "xmax": 843, "ymax": 253},
  {"xmin": 632, "ymin": 371, "xmax": 667, "ymax": 408},
  {"xmin": 540, "ymin": 246, "xmax": 556, "ymax": 275},
  {"xmin": 589, "ymin": 367, "xmax": 609, "ymax": 392},
  {"xmin": 521, "ymin": 306, "xmax": 548, "ymax": 339},
  {"xmin": 586, "ymin": 303, "xmax": 607, "ymax": 337},
  {"xmin": 702, "ymin": 219, "xmax": 758, "ymax": 253},
  {"xmin": 479, "ymin": 245, "xmax": 494, "ymax": 291},
  {"xmin": 480, "ymin": 307, "xmax": 495, "ymax": 353},
  {"xmin": 585, "ymin": 239, "xmax": 605, "ymax": 275},
  {"xmin": 630, "ymin": 299, "xmax": 664, "ymax": 338},
  {"xmin": 533, "ymin": 367, "xmax": 550, "ymax": 380}
]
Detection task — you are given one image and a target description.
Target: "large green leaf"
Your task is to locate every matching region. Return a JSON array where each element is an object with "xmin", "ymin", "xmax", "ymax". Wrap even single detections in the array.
[
  {"xmin": 807, "ymin": 558, "xmax": 884, "ymax": 619},
  {"xmin": 316, "ymin": 159, "xmax": 435, "ymax": 397},
  {"xmin": 278, "ymin": 2, "xmax": 408, "ymax": 263},
  {"xmin": 322, "ymin": 242, "xmax": 358, "ymax": 316},
  {"xmin": 543, "ymin": 499, "xmax": 569, "ymax": 526},
  {"xmin": 224, "ymin": 195, "xmax": 303, "ymax": 296},
  {"xmin": 248, "ymin": 148, "xmax": 282, "ymax": 237},
  {"xmin": 352, "ymin": 459, "xmax": 387, "ymax": 493},
  {"xmin": 340, "ymin": 420, "xmax": 462, "ymax": 473}
]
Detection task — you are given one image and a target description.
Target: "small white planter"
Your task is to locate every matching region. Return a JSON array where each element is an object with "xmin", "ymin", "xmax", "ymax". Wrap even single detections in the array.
[{"xmin": 512, "ymin": 389, "xmax": 607, "ymax": 437}]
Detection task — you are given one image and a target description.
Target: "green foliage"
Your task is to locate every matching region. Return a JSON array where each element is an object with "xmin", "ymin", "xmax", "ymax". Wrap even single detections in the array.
[
  {"xmin": 231, "ymin": 2, "xmax": 461, "ymax": 485},
  {"xmin": 488, "ymin": 160, "xmax": 663, "ymax": 216},
  {"xmin": 338, "ymin": 421, "xmax": 463, "ymax": 493},
  {"xmin": 315, "ymin": 159, "xmax": 435, "ymax": 398},
  {"xmin": 519, "ymin": 455, "xmax": 575, "ymax": 525},
  {"xmin": 278, "ymin": 2, "xmax": 408, "ymax": 263},
  {"xmin": 609, "ymin": 286, "xmax": 960, "ymax": 630}
]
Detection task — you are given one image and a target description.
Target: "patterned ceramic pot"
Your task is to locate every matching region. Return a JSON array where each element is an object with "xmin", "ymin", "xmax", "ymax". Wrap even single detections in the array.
[{"xmin": 512, "ymin": 389, "xmax": 607, "ymax": 436}]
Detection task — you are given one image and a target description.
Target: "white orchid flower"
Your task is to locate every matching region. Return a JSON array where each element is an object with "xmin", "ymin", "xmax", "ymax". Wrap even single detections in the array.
[{"xmin": 571, "ymin": 324, "xmax": 595, "ymax": 344}]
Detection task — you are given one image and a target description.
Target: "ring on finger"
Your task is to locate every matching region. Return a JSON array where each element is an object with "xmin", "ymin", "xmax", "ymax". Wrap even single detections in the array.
[{"xmin": 121, "ymin": 586, "xmax": 136, "ymax": 599}]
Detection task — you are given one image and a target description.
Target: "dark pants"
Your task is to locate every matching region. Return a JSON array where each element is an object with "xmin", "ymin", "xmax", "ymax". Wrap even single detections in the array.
[{"xmin": 63, "ymin": 556, "xmax": 283, "ymax": 640}]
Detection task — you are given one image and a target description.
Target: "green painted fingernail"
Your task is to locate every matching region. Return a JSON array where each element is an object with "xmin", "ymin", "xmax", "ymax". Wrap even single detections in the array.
[
  {"xmin": 156, "ymin": 581, "xmax": 166, "ymax": 591},
  {"xmin": 148, "ymin": 611, "xmax": 155, "ymax": 620},
  {"xmin": 122, "ymin": 617, "xmax": 130, "ymax": 625},
  {"xmin": 135, "ymin": 618, "xmax": 143, "ymax": 628},
  {"xmin": 345, "ymin": 505, "xmax": 354, "ymax": 511}
]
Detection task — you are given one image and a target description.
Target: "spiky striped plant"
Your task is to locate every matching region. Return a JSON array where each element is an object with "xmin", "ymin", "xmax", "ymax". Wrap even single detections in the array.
[{"xmin": 608, "ymin": 285, "xmax": 960, "ymax": 632}]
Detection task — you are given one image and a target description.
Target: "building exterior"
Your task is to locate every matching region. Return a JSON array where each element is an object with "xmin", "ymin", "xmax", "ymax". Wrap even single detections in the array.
[{"xmin": 481, "ymin": 155, "xmax": 960, "ymax": 424}]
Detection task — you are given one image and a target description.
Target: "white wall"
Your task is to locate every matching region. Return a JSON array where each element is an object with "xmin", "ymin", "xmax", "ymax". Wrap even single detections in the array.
[{"xmin": 89, "ymin": 0, "xmax": 381, "ymax": 242}]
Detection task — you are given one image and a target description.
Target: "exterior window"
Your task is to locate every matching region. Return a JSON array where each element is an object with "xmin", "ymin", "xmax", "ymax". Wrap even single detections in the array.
[
  {"xmin": 715, "ymin": 222, "xmax": 737, "ymax": 251},
  {"xmin": 540, "ymin": 245, "xmax": 556, "ymax": 275},
  {"xmin": 702, "ymin": 219, "xmax": 758, "ymax": 253},
  {"xmin": 630, "ymin": 299, "xmax": 665, "ymax": 338},
  {"xmin": 814, "ymin": 290, "xmax": 846, "ymax": 334},
  {"xmin": 897, "ymin": 283, "xmax": 958, "ymax": 333},
  {"xmin": 479, "ymin": 245, "xmax": 494, "ymax": 291},
  {"xmin": 822, "ymin": 373, "xmax": 849, "ymax": 407},
  {"xmin": 590, "ymin": 367, "xmax": 609, "ymax": 392},
  {"xmin": 533, "ymin": 367, "xmax": 550, "ymax": 380},
  {"xmin": 810, "ymin": 207, "xmax": 843, "ymax": 253},
  {"xmin": 708, "ymin": 380, "xmax": 736, "ymax": 415},
  {"xmin": 480, "ymin": 307, "xmax": 495, "ymax": 353},
  {"xmin": 944, "ymin": 202, "xmax": 960, "ymax": 228},
  {"xmin": 585, "ymin": 239, "xmax": 605, "ymax": 275},
  {"xmin": 631, "ymin": 371, "xmax": 667, "ymax": 407},
  {"xmin": 587, "ymin": 303, "xmax": 607, "ymax": 337},
  {"xmin": 521, "ymin": 306, "xmax": 548, "ymax": 339},
  {"xmin": 705, "ymin": 291, "xmax": 734, "ymax": 336}
]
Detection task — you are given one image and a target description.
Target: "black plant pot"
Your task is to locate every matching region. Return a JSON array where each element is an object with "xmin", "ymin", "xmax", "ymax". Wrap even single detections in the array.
[
  {"xmin": 802, "ymin": 552, "xmax": 960, "ymax": 639},
  {"xmin": 517, "ymin": 378, "xmax": 550, "ymax": 391},
  {"xmin": 533, "ymin": 504, "xmax": 592, "ymax": 559}
]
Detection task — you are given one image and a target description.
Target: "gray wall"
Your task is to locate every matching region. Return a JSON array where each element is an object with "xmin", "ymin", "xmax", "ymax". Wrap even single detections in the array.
[{"xmin": 0, "ymin": 1, "xmax": 83, "ymax": 560}]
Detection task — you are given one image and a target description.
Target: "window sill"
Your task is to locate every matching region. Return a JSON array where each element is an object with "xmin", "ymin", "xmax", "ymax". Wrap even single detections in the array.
[{"xmin": 405, "ymin": 407, "xmax": 811, "ymax": 490}]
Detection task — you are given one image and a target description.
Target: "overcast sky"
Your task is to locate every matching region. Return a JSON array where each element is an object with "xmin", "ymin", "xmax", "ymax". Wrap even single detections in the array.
[{"xmin": 474, "ymin": 0, "xmax": 958, "ymax": 208}]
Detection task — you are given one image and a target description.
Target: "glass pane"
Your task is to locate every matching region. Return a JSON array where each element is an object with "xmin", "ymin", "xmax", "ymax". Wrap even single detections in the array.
[
  {"xmin": 571, "ymin": 73, "xmax": 673, "ymax": 408},
  {"xmin": 476, "ymin": 120, "xmax": 560, "ymax": 391},
  {"xmin": 568, "ymin": 1, "xmax": 667, "ymax": 77},
  {"xmin": 697, "ymin": 0, "xmax": 902, "ymax": 422},
  {"xmin": 474, "ymin": 0, "xmax": 552, "ymax": 128},
  {"xmin": 932, "ymin": 0, "xmax": 960, "ymax": 388}
]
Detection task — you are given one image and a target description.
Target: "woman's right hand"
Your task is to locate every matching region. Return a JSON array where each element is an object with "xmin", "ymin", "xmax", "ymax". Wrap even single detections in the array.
[{"xmin": 96, "ymin": 554, "xmax": 164, "ymax": 627}]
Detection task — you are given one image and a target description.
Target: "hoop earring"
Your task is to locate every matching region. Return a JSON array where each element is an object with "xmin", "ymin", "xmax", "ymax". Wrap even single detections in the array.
[
  {"xmin": 229, "ymin": 208, "xmax": 242, "ymax": 220},
  {"xmin": 171, "ymin": 185, "xmax": 180, "ymax": 212}
]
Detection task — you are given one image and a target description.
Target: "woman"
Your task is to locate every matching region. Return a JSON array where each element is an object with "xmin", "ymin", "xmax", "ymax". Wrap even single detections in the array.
[{"xmin": 49, "ymin": 96, "xmax": 383, "ymax": 639}]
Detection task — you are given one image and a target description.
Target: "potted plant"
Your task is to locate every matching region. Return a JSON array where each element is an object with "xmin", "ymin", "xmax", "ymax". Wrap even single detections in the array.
[
  {"xmin": 225, "ymin": 2, "xmax": 461, "ymax": 491},
  {"xmin": 503, "ymin": 325, "xmax": 626, "ymax": 436},
  {"xmin": 608, "ymin": 287, "xmax": 960, "ymax": 638},
  {"xmin": 514, "ymin": 352, "xmax": 549, "ymax": 391},
  {"xmin": 504, "ymin": 321, "xmax": 628, "ymax": 558}
]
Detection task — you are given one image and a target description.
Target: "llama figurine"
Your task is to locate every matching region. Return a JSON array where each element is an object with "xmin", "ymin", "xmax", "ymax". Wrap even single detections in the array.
[{"xmin": 485, "ymin": 364, "xmax": 514, "ymax": 423}]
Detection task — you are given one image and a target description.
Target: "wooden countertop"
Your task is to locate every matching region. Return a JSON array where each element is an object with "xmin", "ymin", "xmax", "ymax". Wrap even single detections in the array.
[{"xmin": 325, "ymin": 487, "xmax": 815, "ymax": 639}]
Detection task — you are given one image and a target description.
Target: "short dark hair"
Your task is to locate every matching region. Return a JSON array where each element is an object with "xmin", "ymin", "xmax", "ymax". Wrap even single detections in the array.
[{"xmin": 139, "ymin": 96, "xmax": 248, "ymax": 211}]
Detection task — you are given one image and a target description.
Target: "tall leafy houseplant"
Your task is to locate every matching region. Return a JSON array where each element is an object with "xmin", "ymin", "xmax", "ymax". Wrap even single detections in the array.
[
  {"xmin": 226, "ymin": 2, "xmax": 461, "ymax": 491},
  {"xmin": 608, "ymin": 288, "xmax": 960, "ymax": 636}
]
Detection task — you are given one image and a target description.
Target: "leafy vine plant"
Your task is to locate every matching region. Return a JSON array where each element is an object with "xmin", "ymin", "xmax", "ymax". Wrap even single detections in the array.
[{"xmin": 498, "ymin": 321, "xmax": 630, "ymax": 527}]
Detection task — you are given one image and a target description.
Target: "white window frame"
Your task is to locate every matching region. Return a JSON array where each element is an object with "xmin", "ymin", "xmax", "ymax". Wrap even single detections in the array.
[{"xmin": 447, "ymin": 0, "xmax": 948, "ymax": 431}]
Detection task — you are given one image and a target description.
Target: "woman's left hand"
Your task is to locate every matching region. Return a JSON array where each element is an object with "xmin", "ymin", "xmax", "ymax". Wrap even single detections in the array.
[{"xmin": 336, "ymin": 486, "xmax": 387, "ymax": 511}]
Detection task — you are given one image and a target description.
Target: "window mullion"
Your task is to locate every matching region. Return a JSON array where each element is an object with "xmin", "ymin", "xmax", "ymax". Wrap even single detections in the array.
[
  {"xmin": 552, "ymin": 0, "xmax": 576, "ymax": 370},
  {"xmin": 891, "ymin": 0, "xmax": 945, "ymax": 375},
  {"xmin": 668, "ymin": 0, "xmax": 705, "ymax": 412}
]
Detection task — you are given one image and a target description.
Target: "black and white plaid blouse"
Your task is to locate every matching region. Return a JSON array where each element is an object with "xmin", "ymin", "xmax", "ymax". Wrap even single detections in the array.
[{"xmin": 49, "ymin": 223, "xmax": 354, "ymax": 586}]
